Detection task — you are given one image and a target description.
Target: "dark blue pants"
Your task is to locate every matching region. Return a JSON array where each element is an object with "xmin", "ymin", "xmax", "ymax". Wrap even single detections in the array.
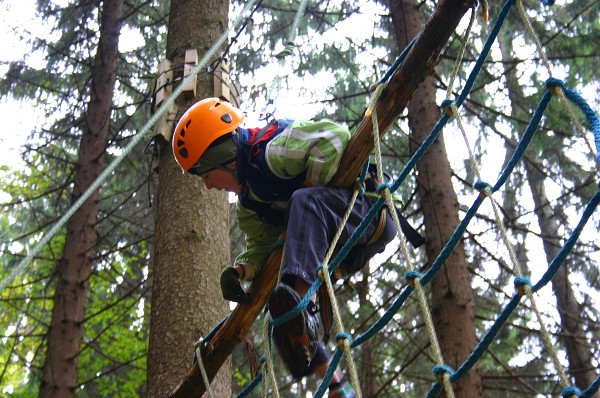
[
  {"xmin": 278, "ymin": 186, "xmax": 397, "ymax": 376},
  {"xmin": 282, "ymin": 186, "xmax": 397, "ymax": 289}
]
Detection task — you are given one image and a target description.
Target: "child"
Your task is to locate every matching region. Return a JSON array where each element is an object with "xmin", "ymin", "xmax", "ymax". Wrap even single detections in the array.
[{"xmin": 172, "ymin": 97, "xmax": 401, "ymax": 397}]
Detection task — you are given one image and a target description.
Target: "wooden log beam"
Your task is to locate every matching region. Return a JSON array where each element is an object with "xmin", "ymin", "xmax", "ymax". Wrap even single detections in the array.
[
  {"xmin": 169, "ymin": 0, "xmax": 475, "ymax": 396},
  {"xmin": 169, "ymin": 247, "xmax": 282, "ymax": 398},
  {"xmin": 331, "ymin": 0, "xmax": 475, "ymax": 188}
]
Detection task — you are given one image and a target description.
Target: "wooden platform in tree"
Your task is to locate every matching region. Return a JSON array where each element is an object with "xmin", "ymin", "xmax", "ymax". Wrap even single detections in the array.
[{"xmin": 169, "ymin": 0, "xmax": 475, "ymax": 396}]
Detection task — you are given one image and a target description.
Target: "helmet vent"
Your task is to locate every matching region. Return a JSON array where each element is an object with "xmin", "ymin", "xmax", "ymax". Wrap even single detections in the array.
[
  {"xmin": 186, "ymin": 120, "xmax": 191, "ymax": 128},
  {"xmin": 178, "ymin": 147, "xmax": 188, "ymax": 158},
  {"xmin": 221, "ymin": 113, "xmax": 232, "ymax": 123}
]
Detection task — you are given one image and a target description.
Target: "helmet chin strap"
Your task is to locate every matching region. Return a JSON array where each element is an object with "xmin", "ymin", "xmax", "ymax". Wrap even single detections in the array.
[
  {"xmin": 190, "ymin": 158, "xmax": 237, "ymax": 176},
  {"xmin": 213, "ymin": 162, "xmax": 237, "ymax": 176}
]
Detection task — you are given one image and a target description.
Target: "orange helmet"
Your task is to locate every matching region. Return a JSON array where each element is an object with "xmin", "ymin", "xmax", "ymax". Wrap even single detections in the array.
[{"xmin": 172, "ymin": 97, "xmax": 245, "ymax": 172}]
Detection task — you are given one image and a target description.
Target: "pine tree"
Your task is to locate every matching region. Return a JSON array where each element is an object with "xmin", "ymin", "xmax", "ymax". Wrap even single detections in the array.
[{"xmin": 146, "ymin": 0, "xmax": 232, "ymax": 396}]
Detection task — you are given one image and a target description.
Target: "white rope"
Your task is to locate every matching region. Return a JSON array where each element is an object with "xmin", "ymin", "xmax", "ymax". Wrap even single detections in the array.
[
  {"xmin": 0, "ymin": 0, "xmax": 259, "ymax": 293},
  {"xmin": 512, "ymin": 0, "xmax": 583, "ymax": 389},
  {"xmin": 368, "ymin": 84, "xmax": 456, "ymax": 397},
  {"xmin": 515, "ymin": 0, "xmax": 594, "ymax": 159},
  {"xmin": 194, "ymin": 342, "xmax": 214, "ymax": 398},
  {"xmin": 262, "ymin": 311, "xmax": 280, "ymax": 398},
  {"xmin": 446, "ymin": 6, "xmax": 476, "ymax": 98},
  {"xmin": 449, "ymin": 96, "xmax": 571, "ymax": 389},
  {"xmin": 275, "ymin": 0, "xmax": 310, "ymax": 59},
  {"xmin": 319, "ymin": 186, "xmax": 363, "ymax": 397},
  {"xmin": 264, "ymin": 0, "xmax": 310, "ymax": 117}
]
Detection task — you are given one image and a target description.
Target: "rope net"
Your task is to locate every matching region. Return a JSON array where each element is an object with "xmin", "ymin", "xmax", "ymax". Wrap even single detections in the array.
[
  {"xmin": 4, "ymin": 0, "xmax": 596, "ymax": 395},
  {"xmin": 203, "ymin": 0, "xmax": 600, "ymax": 396}
]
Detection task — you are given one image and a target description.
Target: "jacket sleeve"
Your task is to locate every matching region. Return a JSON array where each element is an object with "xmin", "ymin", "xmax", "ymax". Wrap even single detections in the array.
[
  {"xmin": 234, "ymin": 202, "xmax": 285, "ymax": 281},
  {"xmin": 264, "ymin": 119, "xmax": 351, "ymax": 185}
]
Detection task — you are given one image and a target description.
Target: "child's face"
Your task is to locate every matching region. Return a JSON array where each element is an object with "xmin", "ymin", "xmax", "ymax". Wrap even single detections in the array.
[{"xmin": 197, "ymin": 162, "xmax": 242, "ymax": 194}]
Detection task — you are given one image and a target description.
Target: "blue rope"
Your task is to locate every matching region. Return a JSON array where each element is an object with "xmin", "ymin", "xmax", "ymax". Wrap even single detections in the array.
[
  {"xmin": 433, "ymin": 364, "xmax": 454, "ymax": 377},
  {"xmin": 313, "ymin": 349, "xmax": 344, "ymax": 398},
  {"xmin": 228, "ymin": 0, "xmax": 600, "ymax": 395},
  {"xmin": 235, "ymin": 371, "xmax": 263, "ymax": 398},
  {"xmin": 352, "ymin": 285, "xmax": 414, "ymax": 347},
  {"xmin": 581, "ymin": 374, "xmax": 600, "ymax": 398},
  {"xmin": 564, "ymin": 386, "xmax": 583, "ymax": 397},
  {"xmin": 387, "ymin": 0, "xmax": 515, "ymax": 198},
  {"xmin": 494, "ymin": 89, "xmax": 552, "ymax": 191},
  {"xmin": 424, "ymin": 190, "xmax": 600, "ymax": 396},
  {"xmin": 533, "ymin": 189, "xmax": 600, "ymax": 292},
  {"xmin": 514, "ymin": 276, "xmax": 532, "ymax": 290},
  {"xmin": 421, "ymin": 194, "xmax": 486, "ymax": 286},
  {"xmin": 379, "ymin": 35, "xmax": 418, "ymax": 84},
  {"xmin": 357, "ymin": 161, "xmax": 370, "ymax": 197},
  {"xmin": 426, "ymin": 293, "xmax": 525, "ymax": 396},
  {"xmin": 455, "ymin": 0, "xmax": 516, "ymax": 109},
  {"xmin": 546, "ymin": 77, "xmax": 600, "ymax": 164}
]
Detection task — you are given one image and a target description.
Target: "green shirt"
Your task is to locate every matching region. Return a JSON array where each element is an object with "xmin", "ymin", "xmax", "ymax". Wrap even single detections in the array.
[{"xmin": 235, "ymin": 119, "xmax": 351, "ymax": 280}]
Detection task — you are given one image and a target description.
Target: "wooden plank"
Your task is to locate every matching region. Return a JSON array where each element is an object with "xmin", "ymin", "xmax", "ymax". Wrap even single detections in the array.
[{"xmin": 168, "ymin": 0, "xmax": 475, "ymax": 396}]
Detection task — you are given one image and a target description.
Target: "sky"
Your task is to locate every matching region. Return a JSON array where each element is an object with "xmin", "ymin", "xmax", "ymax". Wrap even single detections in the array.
[
  {"xmin": 0, "ymin": 0, "xmax": 146, "ymax": 171},
  {"xmin": 0, "ymin": 0, "xmax": 373, "ymax": 170},
  {"xmin": 0, "ymin": 0, "xmax": 41, "ymax": 169}
]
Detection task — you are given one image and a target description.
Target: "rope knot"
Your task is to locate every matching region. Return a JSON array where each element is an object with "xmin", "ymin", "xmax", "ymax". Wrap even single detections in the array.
[
  {"xmin": 405, "ymin": 271, "xmax": 422, "ymax": 288},
  {"xmin": 376, "ymin": 182, "xmax": 392, "ymax": 194},
  {"xmin": 514, "ymin": 276, "xmax": 532, "ymax": 297},
  {"xmin": 432, "ymin": 364, "xmax": 454, "ymax": 384},
  {"xmin": 441, "ymin": 99, "xmax": 455, "ymax": 116},
  {"xmin": 353, "ymin": 180, "xmax": 366, "ymax": 197},
  {"xmin": 275, "ymin": 41, "xmax": 295, "ymax": 59},
  {"xmin": 546, "ymin": 77, "xmax": 565, "ymax": 96},
  {"xmin": 474, "ymin": 180, "xmax": 493, "ymax": 196},
  {"xmin": 317, "ymin": 265, "xmax": 325, "ymax": 281},
  {"xmin": 335, "ymin": 332, "xmax": 353, "ymax": 351},
  {"xmin": 561, "ymin": 386, "xmax": 582, "ymax": 397}
]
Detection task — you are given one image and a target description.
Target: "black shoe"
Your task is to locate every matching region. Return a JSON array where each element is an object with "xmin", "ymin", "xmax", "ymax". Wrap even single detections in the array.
[{"xmin": 269, "ymin": 283, "xmax": 320, "ymax": 379}]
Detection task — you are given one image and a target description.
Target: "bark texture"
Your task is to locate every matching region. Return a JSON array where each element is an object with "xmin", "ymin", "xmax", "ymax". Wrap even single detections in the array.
[
  {"xmin": 39, "ymin": 1, "xmax": 124, "ymax": 396},
  {"xmin": 357, "ymin": 269, "xmax": 378, "ymax": 397},
  {"xmin": 387, "ymin": 1, "xmax": 482, "ymax": 396},
  {"xmin": 147, "ymin": 0, "xmax": 231, "ymax": 397}
]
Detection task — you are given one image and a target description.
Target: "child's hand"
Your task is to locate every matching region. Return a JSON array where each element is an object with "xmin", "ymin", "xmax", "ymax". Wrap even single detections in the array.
[{"xmin": 220, "ymin": 267, "xmax": 251, "ymax": 304}]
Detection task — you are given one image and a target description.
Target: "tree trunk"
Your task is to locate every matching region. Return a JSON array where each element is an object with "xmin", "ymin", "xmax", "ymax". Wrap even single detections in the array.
[
  {"xmin": 387, "ymin": 1, "xmax": 482, "ymax": 397},
  {"xmin": 357, "ymin": 268, "xmax": 378, "ymax": 397},
  {"xmin": 39, "ymin": 0, "xmax": 124, "ymax": 397},
  {"xmin": 146, "ymin": 0, "xmax": 232, "ymax": 397},
  {"xmin": 498, "ymin": 28, "xmax": 599, "ymax": 396},
  {"xmin": 530, "ymin": 170, "xmax": 598, "ymax": 396},
  {"xmin": 166, "ymin": 0, "xmax": 476, "ymax": 394}
]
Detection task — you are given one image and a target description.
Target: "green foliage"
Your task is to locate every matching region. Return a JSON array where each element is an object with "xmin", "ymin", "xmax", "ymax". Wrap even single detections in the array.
[{"xmin": 0, "ymin": 0, "xmax": 166, "ymax": 395}]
